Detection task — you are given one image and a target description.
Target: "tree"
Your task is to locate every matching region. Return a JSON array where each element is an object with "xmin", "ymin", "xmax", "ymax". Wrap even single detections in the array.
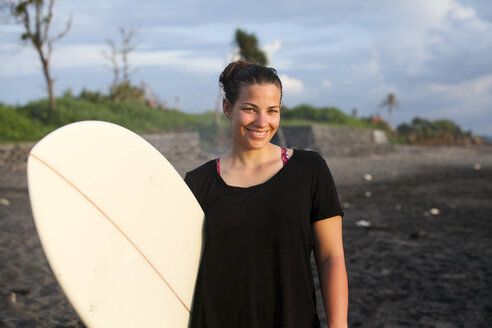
[
  {"xmin": 119, "ymin": 27, "xmax": 137, "ymax": 83},
  {"xmin": 379, "ymin": 93, "xmax": 399, "ymax": 129},
  {"xmin": 234, "ymin": 28, "xmax": 267, "ymax": 65},
  {"xmin": 101, "ymin": 38, "xmax": 120, "ymax": 89},
  {"xmin": 10, "ymin": 0, "xmax": 72, "ymax": 111},
  {"xmin": 102, "ymin": 27, "xmax": 139, "ymax": 101}
]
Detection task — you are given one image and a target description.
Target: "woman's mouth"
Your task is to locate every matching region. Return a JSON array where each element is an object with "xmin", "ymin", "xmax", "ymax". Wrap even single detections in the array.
[{"xmin": 246, "ymin": 128, "xmax": 269, "ymax": 138}]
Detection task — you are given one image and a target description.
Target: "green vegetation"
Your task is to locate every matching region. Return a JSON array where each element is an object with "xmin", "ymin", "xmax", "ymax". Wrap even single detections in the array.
[
  {"xmin": 396, "ymin": 117, "xmax": 474, "ymax": 145},
  {"xmin": 1, "ymin": 97, "xmax": 475, "ymax": 147},
  {"xmin": 281, "ymin": 104, "xmax": 391, "ymax": 130},
  {"xmin": 0, "ymin": 99, "xmax": 385, "ymax": 144},
  {"xmin": 0, "ymin": 103, "xmax": 52, "ymax": 142},
  {"xmin": 0, "ymin": 96, "xmax": 217, "ymax": 144}
]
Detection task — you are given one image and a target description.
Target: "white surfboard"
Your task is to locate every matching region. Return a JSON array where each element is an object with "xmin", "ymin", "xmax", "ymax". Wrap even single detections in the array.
[{"xmin": 27, "ymin": 121, "xmax": 204, "ymax": 327}]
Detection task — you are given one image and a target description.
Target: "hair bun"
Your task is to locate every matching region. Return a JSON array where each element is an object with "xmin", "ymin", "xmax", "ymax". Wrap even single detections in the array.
[{"xmin": 219, "ymin": 59, "xmax": 249, "ymax": 88}]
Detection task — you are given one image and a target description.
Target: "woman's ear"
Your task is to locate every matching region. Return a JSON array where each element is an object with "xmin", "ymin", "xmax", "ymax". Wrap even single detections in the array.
[{"xmin": 223, "ymin": 98, "xmax": 232, "ymax": 119}]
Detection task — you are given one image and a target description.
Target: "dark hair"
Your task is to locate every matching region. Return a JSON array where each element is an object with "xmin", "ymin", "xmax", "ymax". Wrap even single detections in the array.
[{"xmin": 219, "ymin": 59, "xmax": 283, "ymax": 105}]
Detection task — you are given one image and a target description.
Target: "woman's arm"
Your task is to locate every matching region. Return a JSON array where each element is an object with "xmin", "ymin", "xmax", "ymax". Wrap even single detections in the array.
[{"xmin": 313, "ymin": 215, "xmax": 348, "ymax": 328}]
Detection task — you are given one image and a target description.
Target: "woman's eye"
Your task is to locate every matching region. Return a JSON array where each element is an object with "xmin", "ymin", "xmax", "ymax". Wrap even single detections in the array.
[
  {"xmin": 269, "ymin": 109, "xmax": 279, "ymax": 114},
  {"xmin": 243, "ymin": 108, "xmax": 255, "ymax": 112}
]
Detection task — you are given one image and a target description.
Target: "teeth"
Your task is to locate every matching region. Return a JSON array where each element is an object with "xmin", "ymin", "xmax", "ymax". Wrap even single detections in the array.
[{"xmin": 250, "ymin": 130, "xmax": 267, "ymax": 136}]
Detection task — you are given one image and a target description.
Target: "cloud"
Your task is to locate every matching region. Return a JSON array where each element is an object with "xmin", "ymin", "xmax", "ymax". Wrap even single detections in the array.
[
  {"xmin": 390, "ymin": 73, "xmax": 492, "ymax": 134},
  {"xmin": 346, "ymin": 59, "xmax": 401, "ymax": 99},
  {"xmin": 263, "ymin": 40, "xmax": 282, "ymax": 63},
  {"xmin": 0, "ymin": 43, "xmax": 40, "ymax": 77},
  {"xmin": 227, "ymin": 48, "xmax": 241, "ymax": 63},
  {"xmin": 0, "ymin": 42, "xmax": 224, "ymax": 77},
  {"xmin": 0, "ymin": 43, "xmax": 108, "ymax": 77},
  {"xmin": 131, "ymin": 50, "xmax": 223, "ymax": 73},
  {"xmin": 279, "ymin": 74, "xmax": 304, "ymax": 94},
  {"xmin": 322, "ymin": 80, "xmax": 332, "ymax": 88},
  {"xmin": 449, "ymin": 3, "xmax": 476, "ymax": 20},
  {"xmin": 53, "ymin": 44, "xmax": 106, "ymax": 69},
  {"xmin": 351, "ymin": 59, "xmax": 382, "ymax": 81},
  {"xmin": 376, "ymin": 0, "xmax": 492, "ymax": 82},
  {"xmin": 391, "ymin": 0, "xmax": 479, "ymax": 30},
  {"xmin": 427, "ymin": 73, "xmax": 492, "ymax": 115}
]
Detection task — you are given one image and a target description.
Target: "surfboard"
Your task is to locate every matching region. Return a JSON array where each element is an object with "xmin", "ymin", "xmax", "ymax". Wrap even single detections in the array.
[{"xmin": 27, "ymin": 121, "xmax": 204, "ymax": 327}]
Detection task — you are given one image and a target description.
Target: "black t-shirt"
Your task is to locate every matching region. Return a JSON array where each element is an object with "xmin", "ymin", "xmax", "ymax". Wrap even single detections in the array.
[{"xmin": 184, "ymin": 149, "xmax": 343, "ymax": 328}]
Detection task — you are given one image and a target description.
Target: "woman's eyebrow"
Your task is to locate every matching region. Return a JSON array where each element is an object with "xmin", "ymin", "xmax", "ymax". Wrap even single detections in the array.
[
  {"xmin": 241, "ymin": 102, "xmax": 281, "ymax": 109},
  {"xmin": 241, "ymin": 102, "xmax": 258, "ymax": 107}
]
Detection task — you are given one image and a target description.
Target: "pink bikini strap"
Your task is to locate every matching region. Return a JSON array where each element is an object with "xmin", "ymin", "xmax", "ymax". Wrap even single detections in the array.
[
  {"xmin": 281, "ymin": 147, "xmax": 289, "ymax": 166},
  {"xmin": 216, "ymin": 157, "xmax": 221, "ymax": 176}
]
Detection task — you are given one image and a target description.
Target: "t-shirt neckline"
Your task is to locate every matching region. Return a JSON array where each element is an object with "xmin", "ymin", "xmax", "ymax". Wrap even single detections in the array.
[{"xmin": 215, "ymin": 149, "xmax": 297, "ymax": 190}]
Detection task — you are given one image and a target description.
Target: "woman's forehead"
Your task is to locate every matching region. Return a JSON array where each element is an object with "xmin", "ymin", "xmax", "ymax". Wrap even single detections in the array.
[{"xmin": 237, "ymin": 83, "xmax": 281, "ymax": 100}]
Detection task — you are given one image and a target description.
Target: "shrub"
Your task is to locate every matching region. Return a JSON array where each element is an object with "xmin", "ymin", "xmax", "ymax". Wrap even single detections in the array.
[
  {"xmin": 281, "ymin": 104, "xmax": 390, "ymax": 130},
  {"xmin": 2, "ymin": 97, "xmax": 217, "ymax": 142},
  {"xmin": 396, "ymin": 117, "xmax": 471, "ymax": 145},
  {"xmin": 0, "ymin": 104, "xmax": 53, "ymax": 142}
]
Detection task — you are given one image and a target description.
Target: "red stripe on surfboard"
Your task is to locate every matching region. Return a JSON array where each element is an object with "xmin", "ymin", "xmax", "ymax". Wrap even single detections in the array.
[{"xmin": 29, "ymin": 153, "xmax": 191, "ymax": 314}]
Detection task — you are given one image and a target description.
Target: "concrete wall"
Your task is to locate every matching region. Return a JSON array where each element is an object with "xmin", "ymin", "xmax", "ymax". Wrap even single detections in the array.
[
  {"xmin": 0, "ymin": 126, "xmax": 392, "ymax": 170},
  {"xmin": 272, "ymin": 126, "xmax": 392, "ymax": 157},
  {"xmin": 0, "ymin": 132, "xmax": 201, "ymax": 171},
  {"xmin": 144, "ymin": 132, "xmax": 200, "ymax": 161}
]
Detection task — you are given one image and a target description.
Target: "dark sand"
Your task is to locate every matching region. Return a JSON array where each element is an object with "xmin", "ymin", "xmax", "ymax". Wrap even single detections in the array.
[{"xmin": 1, "ymin": 145, "xmax": 491, "ymax": 327}]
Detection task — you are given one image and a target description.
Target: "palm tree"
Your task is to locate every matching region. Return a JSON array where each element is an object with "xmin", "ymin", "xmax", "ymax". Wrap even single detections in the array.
[{"xmin": 380, "ymin": 93, "xmax": 399, "ymax": 129}]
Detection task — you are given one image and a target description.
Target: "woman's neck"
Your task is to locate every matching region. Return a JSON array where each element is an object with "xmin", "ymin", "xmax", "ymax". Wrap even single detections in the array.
[{"xmin": 223, "ymin": 143, "xmax": 278, "ymax": 169}]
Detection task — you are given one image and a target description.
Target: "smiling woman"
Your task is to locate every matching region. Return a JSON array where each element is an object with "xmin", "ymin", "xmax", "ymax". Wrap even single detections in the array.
[
  {"xmin": 184, "ymin": 60, "xmax": 348, "ymax": 328},
  {"xmin": 224, "ymin": 83, "xmax": 281, "ymax": 154}
]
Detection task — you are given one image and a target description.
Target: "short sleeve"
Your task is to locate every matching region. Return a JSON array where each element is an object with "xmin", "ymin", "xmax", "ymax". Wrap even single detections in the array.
[
  {"xmin": 310, "ymin": 154, "xmax": 344, "ymax": 223},
  {"xmin": 184, "ymin": 171, "xmax": 194, "ymax": 190},
  {"xmin": 184, "ymin": 170, "xmax": 201, "ymax": 203},
  {"xmin": 182, "ymin": 160, "xmax": 218, "ymax": 211}
]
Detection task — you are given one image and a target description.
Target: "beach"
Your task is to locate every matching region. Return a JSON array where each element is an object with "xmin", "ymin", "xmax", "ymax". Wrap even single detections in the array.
[{"xmin": 1, "ymin": 145, "xmax": 491, "ymax": 327}]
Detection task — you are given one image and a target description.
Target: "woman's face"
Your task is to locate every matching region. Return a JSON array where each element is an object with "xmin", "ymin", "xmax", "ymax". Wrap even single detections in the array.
[{"xmin": 224, "ymin": 83, "xmax": 282, "ymax": 151}]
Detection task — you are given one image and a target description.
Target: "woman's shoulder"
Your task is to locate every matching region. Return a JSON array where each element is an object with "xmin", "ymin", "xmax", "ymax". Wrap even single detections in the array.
[
  {"xmin": 185, "ymin": 158, "xmax": 216, "ymax": 181},
  {"xmin": 292, "ymin": 149, "xmax": 326, "ymax": 165},
  {"xmin": 184, "ymin": 159, "xmax": 219, "ymax": 208}
]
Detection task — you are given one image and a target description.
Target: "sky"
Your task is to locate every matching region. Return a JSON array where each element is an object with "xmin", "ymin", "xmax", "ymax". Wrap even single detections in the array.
[{"xmin": 1, "ymin": 0, "xmax": 491, "ymax": 135}]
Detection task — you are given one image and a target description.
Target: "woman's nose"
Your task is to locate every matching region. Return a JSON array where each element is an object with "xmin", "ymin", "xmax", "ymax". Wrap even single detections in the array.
[{"xmin": 254, "ymin": 112, "xmax": 268, "ymax": 127}]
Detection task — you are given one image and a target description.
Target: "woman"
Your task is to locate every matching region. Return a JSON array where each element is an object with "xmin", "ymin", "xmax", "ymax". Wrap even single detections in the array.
[{"xmin": 185, "ymin": 60, "xmax": 348, "ymax": 328}]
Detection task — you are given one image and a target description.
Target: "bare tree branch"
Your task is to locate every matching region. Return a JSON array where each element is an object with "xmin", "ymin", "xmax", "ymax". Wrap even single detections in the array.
[
  {"xmin": 101, "ymin": 38, "xmax": 120, "ymax": 87},
  {"xmin": 103, "ymin": 26, "xmax": 139, "ymax": 88},
  {"xmin": 9, "ymin": 0, "xmax": 72, "ymax": 111},
  {"xmin": 119, "ymin": 27, "xmax": 137, "ymax": 82},
  {"xmin": 42, "ymin": 0, "xmax": 53, "ymax": 44},
  {"xmin": 51, "ymin": 12, "xmax": 72, "ymax": 43}
]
